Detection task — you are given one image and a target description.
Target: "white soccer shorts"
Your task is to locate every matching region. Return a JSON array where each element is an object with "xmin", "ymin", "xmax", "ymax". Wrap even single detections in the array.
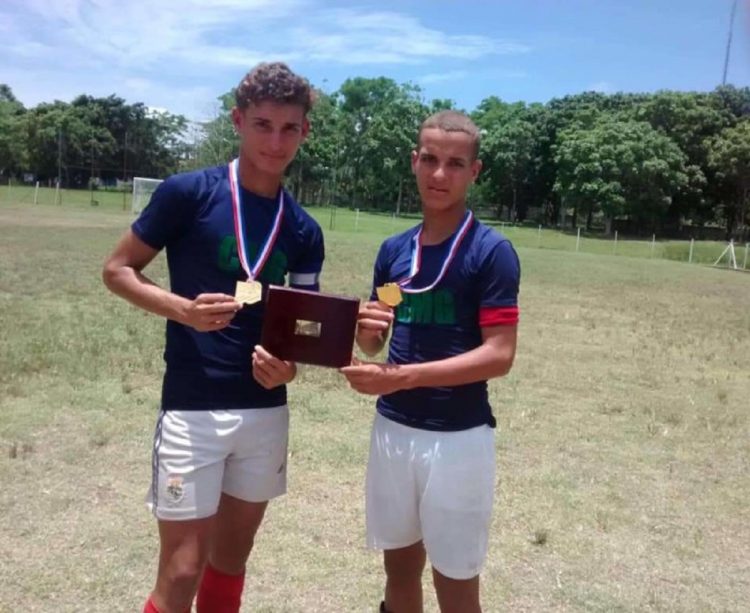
[
  {"xmin": 147, "ymin": 405, "xmax": 289, "ymax": 521},
  {"xmin": 366, "ymin": 413, "xmax": 496, "ymax": 580}
]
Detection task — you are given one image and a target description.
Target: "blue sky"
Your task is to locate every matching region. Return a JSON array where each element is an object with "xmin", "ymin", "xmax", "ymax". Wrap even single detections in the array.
[{"xmin": 1, "ymin": 0, "xmax": 748, "ymax": 121}]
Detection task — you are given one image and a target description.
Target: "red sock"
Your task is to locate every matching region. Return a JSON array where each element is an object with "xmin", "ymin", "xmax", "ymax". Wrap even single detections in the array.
[
  {"xmin": 143, "ymin": 597, "xmax": 160, "ymax": 613},
  {"xmin": 196, "ymin": 564, "xmax": 245, "ymax": 613},
  {"xmin": 142, "ymin": 594, "xmax": 191, "ymax": 613}
]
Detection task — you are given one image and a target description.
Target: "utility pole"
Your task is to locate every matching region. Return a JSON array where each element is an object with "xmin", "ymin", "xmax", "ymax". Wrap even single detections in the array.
[
  {"xmin": 122, "ymin": 130, "xmax": 128, "ymax": 210},
  {"xmin": 90, "ymin": 138, "xmax": 96, "ymax": 205},
  {"xmin": 722, "ymin": 0, "xmax": 739, "ymax": 85},
  {"xmin": 57, "ymin": 127, "xmax": 62, "ymax": 204}
]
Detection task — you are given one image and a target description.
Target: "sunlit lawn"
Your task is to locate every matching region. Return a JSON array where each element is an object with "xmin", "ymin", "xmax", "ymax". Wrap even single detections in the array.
[{"xmin": 1, "ymin": 198, "xmax": 749, "ymax": 612}]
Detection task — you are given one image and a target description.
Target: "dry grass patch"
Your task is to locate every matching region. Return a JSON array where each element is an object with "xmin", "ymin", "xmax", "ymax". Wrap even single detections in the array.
[{"xmin": 1, "ymin": 202, "xmax": 748, "ymax": 611}]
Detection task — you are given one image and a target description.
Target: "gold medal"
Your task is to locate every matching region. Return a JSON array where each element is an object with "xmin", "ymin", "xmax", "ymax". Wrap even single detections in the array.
[
  {"xmin": 376, "ymin": 283, "xmax": 402, "ymax": 307},
  {"xmin": 235, "ymin": 280, "xmax": 262, "ymax": 305}
]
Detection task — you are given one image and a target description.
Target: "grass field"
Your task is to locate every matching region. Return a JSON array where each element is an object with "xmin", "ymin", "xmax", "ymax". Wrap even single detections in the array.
[
  {"xmin": 2, "ymin": 184, "xmax": 747, "ymax": 268},
  {"xmin": 1, "ymin": 197, "xmax": 749, "ymax": 612}
]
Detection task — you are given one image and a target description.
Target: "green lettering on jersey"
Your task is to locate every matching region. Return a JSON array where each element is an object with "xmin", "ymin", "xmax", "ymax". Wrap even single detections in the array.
[
  {"xmin": 395, "ymin": 288, "xmax": 456, "ymax": 325},
  {"xmin": 216, "ymin": 236, "xmax": 287, "ymax": 284},
  {"xmin": 217, "ymin": 236, "xmax": 240, "ymax": 272},
  {"xmin": 412, "ymin": 292, "xmax": 433, "ymax": 324},
  {"xmin": 434, "ymin": 289, "xmax": 455, "ymax": 324}
]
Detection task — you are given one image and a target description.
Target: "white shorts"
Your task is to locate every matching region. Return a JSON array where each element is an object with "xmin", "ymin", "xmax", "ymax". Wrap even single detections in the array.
[
  {"xmin": 366, "ymin": 413, "xmax": 496, "ymax": 580},
  {"xmin": 147, "ymin": 406, "xmax": 289, "ymax": 521}
]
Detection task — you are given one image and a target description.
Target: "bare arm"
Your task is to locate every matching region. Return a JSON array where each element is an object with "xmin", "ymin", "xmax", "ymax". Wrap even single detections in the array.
[
  {"xmin": 102, "ymin": 229, "xmax": 240, "ymax": 332},
  {"xmin": 341, "ymin": 324, "xmax": 517, "ymax": 396},
  {"xmin": 398, "ymin": 324, "xmax": 516, "ymax": 388}
]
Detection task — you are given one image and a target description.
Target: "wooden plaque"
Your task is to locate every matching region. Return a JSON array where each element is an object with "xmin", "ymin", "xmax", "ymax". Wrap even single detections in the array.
[{"xmin": 260, "ymin": 285, "xmax": 360, "ymax": 368}]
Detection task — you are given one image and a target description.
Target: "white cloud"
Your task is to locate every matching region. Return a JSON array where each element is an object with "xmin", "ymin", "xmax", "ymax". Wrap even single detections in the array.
[
  {"xmin": 419, "ymin": 71, "xmax": 469, "ymax": 84},
  {"xmin": 419, "ymin": 68, "xmax": 527, "ymax": 85},
  {"xmin": 6, "ymin": 0, "xmax": 304, "ymax": 69},
  {"xmin": 3, "ymin": 1, "xmax": 529, "ymax": 70},
  {"xmin": 6, "ymin": 41, "xmax": 50, "ymax": 59},
  {"xmin": 290, "ymin": 9, "xmax": 530, "ymax": 65},
  {"xmin": 0, "ymin": 0, "xmax": 532, "ymax": 118},
  {"xmin": 124, "ymin": 78, "xmax": 152, "ymax": 93},
  {"xmin": 588, "ymin": 80, "xmax": 615, "ymax": 93}
]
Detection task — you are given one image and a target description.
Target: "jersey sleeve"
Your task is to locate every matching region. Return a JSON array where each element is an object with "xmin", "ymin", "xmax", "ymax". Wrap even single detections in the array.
[
  {"xmin": 131, "ymin": 176, "xmax": 196, "ymax": 250},
  {"xmin": 288, "ymin": 222, "xmax": 325, "ymax": 291},
  {"xmin": 369, "ymin": 241, "xmax": 390, "ymax": 301},
  {"xmin": 477, "ymin": 239, "xmax": 520, "ymax": 327}
]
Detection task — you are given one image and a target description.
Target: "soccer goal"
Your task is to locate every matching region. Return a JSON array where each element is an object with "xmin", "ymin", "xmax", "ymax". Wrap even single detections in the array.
[
  {"xmin": 712, "ymin": 239, "xmax": 750, "ymax": 271},
  {"xmin": 132, "ymin": 177, "xmax": 163, "ymax": 214}
]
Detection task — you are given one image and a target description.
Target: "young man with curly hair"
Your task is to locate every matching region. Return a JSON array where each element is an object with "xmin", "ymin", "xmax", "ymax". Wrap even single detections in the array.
[{"xmin": 103, "ymin": 62, "xmax": 324, "ymax": 613}]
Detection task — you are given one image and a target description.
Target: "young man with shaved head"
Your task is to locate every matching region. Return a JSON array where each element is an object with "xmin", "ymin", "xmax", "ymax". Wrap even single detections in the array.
[{"xmin": 342, "ymin": 110, "xmax": 520, "ymax": 613}]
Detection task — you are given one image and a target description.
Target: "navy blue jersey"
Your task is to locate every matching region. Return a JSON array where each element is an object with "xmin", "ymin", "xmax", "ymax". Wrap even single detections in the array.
[
  {"xmin": 371, "ymin": 220, "xmax": 519, "ymax": 431},
  {"xmin": 132, "ymin": 165, "xmax": 324, "ymax": 411}
]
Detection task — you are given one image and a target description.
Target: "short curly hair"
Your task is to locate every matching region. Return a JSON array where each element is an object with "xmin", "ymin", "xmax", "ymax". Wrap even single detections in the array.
[
  {"xmin": 419, "ymin": 110, "xmax": 480, "ymax": 160},
  {"xmin": 234, "ymin": 62, "xmax": 315, "ymax": 114}
]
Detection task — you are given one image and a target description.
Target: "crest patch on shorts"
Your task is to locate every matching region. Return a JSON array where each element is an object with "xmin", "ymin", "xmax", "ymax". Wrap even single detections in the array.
[{"xmin": 165, "ymin": 475, "xmax": 185, "ymax": 505}]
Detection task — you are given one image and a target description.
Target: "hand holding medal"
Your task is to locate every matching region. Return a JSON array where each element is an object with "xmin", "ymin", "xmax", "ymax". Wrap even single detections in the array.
[
  {"xmin": 353, "ymin": 298, "xmax": 395, "ymax": 358},
  {"xmin": 181, "ymin": 293, "xmax": 241, "ymax": 332},
  {"xmin": 357, "ymin": 299, "xmax": 395, "ymax": 335}
]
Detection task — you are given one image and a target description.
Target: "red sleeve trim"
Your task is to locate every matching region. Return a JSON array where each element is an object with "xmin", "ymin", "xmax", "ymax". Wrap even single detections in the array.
[{"xmin": 479, "ymin": 306, "xmax": 519, "ymax": 327}]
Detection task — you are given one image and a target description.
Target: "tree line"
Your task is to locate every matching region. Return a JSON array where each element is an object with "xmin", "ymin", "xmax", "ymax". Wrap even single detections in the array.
[
  {"xmin": 1, "ymin": 79, "xmax": 749, "ymax": 238},
  {"xmin": 0, "ymin": 84, "xmax": 187, "ymax": 189}
]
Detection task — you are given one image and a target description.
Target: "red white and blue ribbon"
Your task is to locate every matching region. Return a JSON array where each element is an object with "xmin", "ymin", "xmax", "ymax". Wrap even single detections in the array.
[
  {"xmin": 398, "ymin": 210, "xmax": 474, "ymax": 294},
  {"xmin": 229, "ymin": 158, "xmax": 284, "ymax": 281}
]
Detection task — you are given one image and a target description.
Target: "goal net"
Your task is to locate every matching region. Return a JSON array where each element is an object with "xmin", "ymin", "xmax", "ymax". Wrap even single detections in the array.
[{"xmin": 132, "ymin": 177, "xmax": 163, "ymax": 214}]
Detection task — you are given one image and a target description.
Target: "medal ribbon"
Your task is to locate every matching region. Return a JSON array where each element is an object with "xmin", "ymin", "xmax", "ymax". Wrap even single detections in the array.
[
  {"xmin": 229, "ymin": 158, "xmax": 284, "ymax": 281},
  {"xmin": 397, "ymin": 210, "xmax": 474, "ymax": 294}
]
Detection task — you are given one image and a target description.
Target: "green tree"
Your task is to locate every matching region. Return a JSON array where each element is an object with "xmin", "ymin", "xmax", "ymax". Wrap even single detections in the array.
[
  {"xmin": 490, "ymin": 103, "xmax": 555, "ymax": 225},
  {"xmin": 187, "ymin": 92, "xmax": 237, "ymax": 170},
  {"xmin": 0, "ymin": 85, "xmax": 27, "ymax": 176},
  {"xmin": 289, "ymin": 89, "xmax": 341, "ymax": 205},
  {"xmin": 707, "ymin": 119, "xmax": 750, "ymax": 237},
  {"xmin": 336, "ymin": 77, "xmax": 427, "ymax": 210},
  {"xmin": 22, "ymin": 95, "xmax": 186, "ymax": 186},
  {"xmin": 633, "ymin": 91, "xmax": 731, "ymax": 228},
  {"xmin": 25, "ymin": 101, "xmax": 91, "ymax": 185},
  {"xmin": 555, "ymin": 119, "xmax": 688, "ymax": 233},
  {"xmin": 482, "ymin": 117, "xmax": 537, "ymax": 221}
]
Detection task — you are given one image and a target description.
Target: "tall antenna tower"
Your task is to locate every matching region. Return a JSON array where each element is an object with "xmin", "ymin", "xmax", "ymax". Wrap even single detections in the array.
[{"xmin": 722, "ymin": 0, "xmax": 739, "ymax": 85}]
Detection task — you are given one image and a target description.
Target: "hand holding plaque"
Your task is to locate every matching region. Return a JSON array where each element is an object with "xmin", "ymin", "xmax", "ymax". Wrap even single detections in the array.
[{"xmin": 252, "ymin": 344, "xmax": 297, "ymax": 389}]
